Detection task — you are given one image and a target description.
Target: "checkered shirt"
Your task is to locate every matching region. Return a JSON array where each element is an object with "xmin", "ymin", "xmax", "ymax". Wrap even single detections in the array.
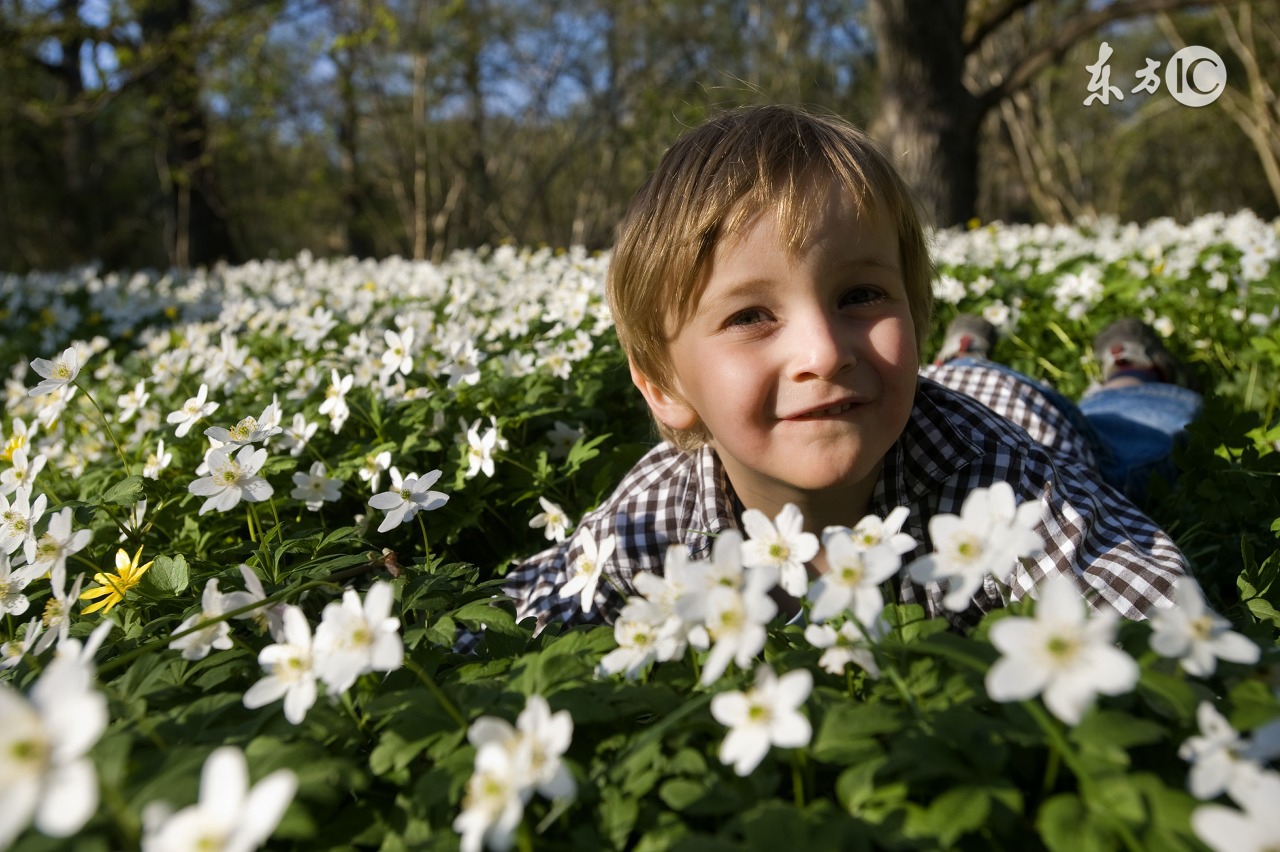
[{"xmin": 502, "ymin": 364, "xmax": 1187, "ymax": 636}]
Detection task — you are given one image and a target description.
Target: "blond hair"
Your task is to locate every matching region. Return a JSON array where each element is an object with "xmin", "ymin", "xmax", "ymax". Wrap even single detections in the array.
[{"xmin": 607, "ymin": 104, "xmax": 935, "ymax": 450}]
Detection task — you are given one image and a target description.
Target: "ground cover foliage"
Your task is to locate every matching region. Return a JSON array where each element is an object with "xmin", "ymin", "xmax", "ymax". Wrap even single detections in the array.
[{"xmin": 2, "ymin": 211, "xmax": 1279, "ymax": 851}]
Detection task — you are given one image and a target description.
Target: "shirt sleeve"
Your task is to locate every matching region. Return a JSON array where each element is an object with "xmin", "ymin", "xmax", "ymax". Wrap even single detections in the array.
[
  {"xmin": 502, "ymin": 540, "xmax": 610, "ymax": 636},
  {"xmin": 1005, "ymin": 443, "xmax": 1186, "ymax": 619}
]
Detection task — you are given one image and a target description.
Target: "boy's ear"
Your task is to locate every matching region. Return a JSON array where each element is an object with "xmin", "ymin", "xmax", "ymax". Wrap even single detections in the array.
[{"xmin": 629, "ymin": 361, "xmax": 699, "ymax": 431}]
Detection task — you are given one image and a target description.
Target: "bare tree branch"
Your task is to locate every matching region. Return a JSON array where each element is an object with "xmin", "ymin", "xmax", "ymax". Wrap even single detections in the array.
[{"xmin": 964, "ymin": 0, "xmax": 1040, "ymax": 53}]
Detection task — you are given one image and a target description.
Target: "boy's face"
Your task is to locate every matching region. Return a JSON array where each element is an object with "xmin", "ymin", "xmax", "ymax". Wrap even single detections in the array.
[{"xmin": 635, "ymin": 186, "xmax": 919, "ymax": 512}]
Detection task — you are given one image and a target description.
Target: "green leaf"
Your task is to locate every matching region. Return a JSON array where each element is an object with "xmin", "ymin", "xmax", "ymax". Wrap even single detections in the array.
[
  {"xmin": 659, "ymin": 776, "xmax": 742, "ymax": 816},
  {"xmin": 103, "ymin": 475, "xmax": 144, "ymax": 506},
  {"xmin": 139, "ymin": 554, "xmax": 190, "ymax": 597},
  {"xmin": 907, "ymin": 785, "xmax": 990, "ymax": 846},
  {"xmin": 811, "ymin": 702, "xmax": 901, "ymax": 764},
  {"xmin": 835, "ymin": 758, "xmax": 888, "ymax": 816},
  {"xmin": 1037, "ymin": 794, "xmax": 1114, "ymax": 852},
  {"xmin": 1090, "ymin": 774, "xmax": 1147, "ymax": 824},
  {"xmin": 1245, "ymin": 597, "xmax": 1280, "ymax": 627}
]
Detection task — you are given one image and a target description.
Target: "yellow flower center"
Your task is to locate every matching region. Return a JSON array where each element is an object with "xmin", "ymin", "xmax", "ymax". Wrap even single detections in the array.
[
  {"xmin": 1045, "ymin": 634, "xmax": 1080, "ymax": 663},
  {"xmin": 838, "ymin": 564, "xmax": 864, "ymax": 585},
  {"xmin": 42, "ymin": 598, "xmax": 65, "ymax": 627},
  {"xmin": 230, "ymin": 416, "xmax": 258, "ymax": 440},
  {"xmin": 1190, "ymin": 616, "xmax": 1214, "ymax": 642}
]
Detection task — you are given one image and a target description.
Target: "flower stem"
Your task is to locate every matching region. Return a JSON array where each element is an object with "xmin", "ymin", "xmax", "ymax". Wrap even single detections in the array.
[
  {"xmin": 1022, "ymin": 701, "xmax": 1143, "ymax": 852},
  {"xmin": 791, "ymin": 753, "xmax": 807, "ymax": 808},
  {"xmin": 417, "ymin": 512, "xmax": 432, "ymax": 565},
  {"xmin": 404, "ymin": 657, "xmax": 467, "ymax": 729},
  {"xmin": 73, "ymin": 379, "xmax": 133, "ymax": 477}
]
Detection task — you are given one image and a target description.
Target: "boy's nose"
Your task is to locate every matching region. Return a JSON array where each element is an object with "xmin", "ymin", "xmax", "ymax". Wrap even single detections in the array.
[{"xmin": 786, "ymin": 314, "xmax": 854, "ymax": 380}]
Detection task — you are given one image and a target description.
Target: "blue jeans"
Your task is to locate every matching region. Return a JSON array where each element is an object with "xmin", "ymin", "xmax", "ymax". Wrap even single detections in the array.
[
  {"xmin": 1077, "ymin": 382, "xmax": 1203, "ymax": 502},
  {"xmin": 947, "ymin": 357, "xmax": 1202, "ymax": 503}
]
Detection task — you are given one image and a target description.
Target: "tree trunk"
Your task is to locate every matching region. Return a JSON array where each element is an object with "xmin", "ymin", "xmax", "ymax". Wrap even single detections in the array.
[
  {"xmin": 136, "ymin": 0, "xmax": 236, "ymax": 268},
  {"xmin": 869, "ymin": 0, "xmax": 982, "ymax": 227}
]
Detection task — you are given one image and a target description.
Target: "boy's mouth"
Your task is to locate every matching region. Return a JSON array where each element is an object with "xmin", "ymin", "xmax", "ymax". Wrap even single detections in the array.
[{"xmin": 785, "ymin": 399, "xmax": 864, "ymax": 419}]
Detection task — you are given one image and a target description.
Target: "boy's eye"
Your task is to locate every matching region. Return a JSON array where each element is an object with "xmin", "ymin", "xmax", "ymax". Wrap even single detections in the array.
[
  {"xmin": 841, "ymin": 286, "xmax": 885, "ymax": 307},
  {"xmin": 726, "ymin": 308, "xmax": 768, "ymax": 327}
]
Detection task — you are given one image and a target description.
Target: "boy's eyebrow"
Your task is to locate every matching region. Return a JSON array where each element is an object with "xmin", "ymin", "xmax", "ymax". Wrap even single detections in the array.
[{"xmin": 704, "ymin": 256, "xmax": 903, "ymax": 308}]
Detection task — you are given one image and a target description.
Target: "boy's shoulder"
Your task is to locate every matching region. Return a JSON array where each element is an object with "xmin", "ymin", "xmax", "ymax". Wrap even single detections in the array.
[
  {"xmin": 889, "ymin": 374, "xmax": 1099, "ymax": 508},
  {"xmin": 919, "ymin": 363, "xmax": 1098, "ymax": 467},
  {"xmin": 504, "ymin": 442, "xmax": 736, "ymax": 630},
  {"xmin": 579, "ymin": 441, "xmax": 736, "ymax": 571}
]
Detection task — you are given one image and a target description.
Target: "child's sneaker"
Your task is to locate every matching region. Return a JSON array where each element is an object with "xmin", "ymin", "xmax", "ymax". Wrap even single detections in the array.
[
  {"xmin": 933, "ymin": 314, "xmax": 997, "ymax": 365},
  {"xmin": 1093, "ymin": 318, "xmax": 1187, "ymax": 386}
]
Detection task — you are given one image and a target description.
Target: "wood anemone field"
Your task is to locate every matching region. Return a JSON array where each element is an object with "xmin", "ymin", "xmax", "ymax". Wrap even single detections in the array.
[{"xmin": 1, "ymin": 213, "xmax": 1279, "ymax": 851}]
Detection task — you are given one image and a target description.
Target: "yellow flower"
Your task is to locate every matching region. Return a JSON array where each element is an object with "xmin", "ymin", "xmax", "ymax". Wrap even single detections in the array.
[{"xmin": 80, "ymin": 547, "xmax": 154, "ymax": 615}]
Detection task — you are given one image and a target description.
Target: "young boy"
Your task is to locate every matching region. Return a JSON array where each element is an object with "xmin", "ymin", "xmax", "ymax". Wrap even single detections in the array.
[{"xmin": 506, "ymin": 104, "xmax": 1187, "ymax": 634}]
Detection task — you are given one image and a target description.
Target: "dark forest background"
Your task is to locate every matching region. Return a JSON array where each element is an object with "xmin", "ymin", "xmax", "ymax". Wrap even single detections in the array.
[{"xmin": 2, "ymin": 0, "xmax": 1277, "ymax": 273}]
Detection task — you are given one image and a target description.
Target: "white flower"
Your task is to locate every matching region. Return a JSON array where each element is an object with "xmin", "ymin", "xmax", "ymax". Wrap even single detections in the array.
[
  {"xmin": 558, "ymin": 529, "xmax": 617, "ymax": 613},
  {"xmin": 32, "ymin": 564, "xmax": 84, "ymax": 654},
  {"xmin": 741, "ymin": 503, "xmax": 819, "ymax": 598},
  {"xmin": 30, "ymin": 506, "xmax": 93, "ymax": 578},
  {"xmin": 0, "ymin": 446, "xmax": 46, "ymax": 496},
  {"xmin": 204, "ymin": 402, "xmax": 283, "ymax": 445},
  {"xmin": 684, "ymin": 533, "xmax": 779, "ymax": 687},
  {"xmin": 545, "ymin": 421, "xmax": 582, "ymax": 460},
  {"xmin": 290, "ymin": 461, "xmax": 342, "ymax": 511},
  {"xmin": 1150, "ymin": 577, "xmax": 1260, "ymax": 677},
  {"xmin": 711, "ymin": 665, "xmax": 813, "ymax": 776},
  {"xmin": 0, "ymin": 552, "xmax": 35, "ymax": 617},
  {"xmin": 985, "ymin": 575, "xmax": 1139, "ymax": 725},
  {"xmin": 528, "ymin": 496, "xmax": 571, "ymax": 543},
  {"xmin": 27, "ymin": 346, "xmax": 80, "ymax": 396},
  {"xmin": 467, "ymin": 694, "xmax": 576, "ymax": 801},
  {"xmin": 116, "ymin": 379, "xmax": 150, "ymax": 424},
  {"xmin": 141, "ymin": 746, "xmax": 297, "ymax": 852},
  {"xmin": 278, "ymin": 413, "xmax": 318, "ymax": 458},
  {"xmin": 233, "ymin": 564, "xmax": 287, "ymax": 641},
  {"xmin": 444, "ymin": 338, "xmax": 484, "ymax": 388},
  {"xmin": 453, "ymin": 743, "xmax": 525, "ymax": 852},
  {"xmin": 597, "ymin": 599, "xmax": 683, "ymax": 679},
  {"xmin": 318, "ymin": 370, "xmax": 354, "ymax": 433},
  {"xmin": 368, "ymin": 467, "xmax": 449, "ymax": 532},
  {"xmin": 380, "ymin": 326, "xmax": 415, "ymax": 380},
  {"xmin": 357, "ymin": 450, "xmax": 391, "ymax": 493},
  {"xmin": 1192, "ymin": 769, "xmax": 1280, "ymax": 852},
  {"xmin": 1, "ymin": 617, "xmax": 41, "ymax": 670},
  {"xmin": 0, "ymin": 639, "xmax": 107, "ymax": 847},
  {"xmin": 804, "ymin": 617, "xmax": 888, "ymax": 678},
  {"xmin": 465, "ymin": 425, "xmax": 499, "ymax": 479},
  {"xmin": 1, "ymin": 485, "xmax": 47, "ymax": 564},
  {"xmin": 806, "ymin": 531, "xmax": 902, "ymax": 625},
  {"xmin": 830, "ymin": 506, "xmax": 917, "ymax": 556},
  {"xmin": 907, "ymin": 481, "xmax": 1043, "ymax": 611},
  {"xmin": 1179, "ymin": 702, "xmax": 1280, "ymax": 801},
  {"xmin": 243, "ymin": 606, "xmax": 317, "ymax": 725},
  {"xmin": 170, "ymin": 579, "xmax": 256, "ymax": 661},
  {"xmin": 311, "ymin": 581, "xmax": 403, "ymax": 696},
  {"xmin": 189, "ymin": 445, "xmax": 274, "ymax": 515},
  {"xmin": 167, "ymin": 383, "xmax": 220, "ymax": 438},
  {"xmin": 143, "ymin": 439, "xmax": 173, "ymax": 479}
]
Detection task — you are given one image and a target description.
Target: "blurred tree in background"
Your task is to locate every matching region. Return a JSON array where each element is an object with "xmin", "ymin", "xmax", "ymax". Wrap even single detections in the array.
[{"xmin": 0, "ymin": 0, "xmax": 1275, "ymax": 272}]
